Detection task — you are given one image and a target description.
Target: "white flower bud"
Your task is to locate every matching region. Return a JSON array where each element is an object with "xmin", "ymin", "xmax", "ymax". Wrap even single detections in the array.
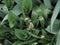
[
  {"xmin": 29, "ymin": 22, "xmax": 34, "ymax": 29},
  {"xmin": 40, "ymin": 35, "xmax": 45, "ymax": 39},
  {"xmin": 24, "ymin": 18, "xmax": 29, "ymax": 21},
  {"xmin": 0, "ymin": 43, "xmax": 2, "ymax": 45},
  {"xmin": 32, "ymin": 42, "xmax": 38, "ymax": 45}
]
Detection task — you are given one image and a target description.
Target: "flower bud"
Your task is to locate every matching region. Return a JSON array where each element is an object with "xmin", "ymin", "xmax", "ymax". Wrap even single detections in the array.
[
  {"xmin": 29, "ymin": 22, "xmax": 34, "ymax": 29},
  {"xmin": 0, "ymin": 43, "xmax": 2, "ymax": 45},
  {"xmin": 40, "ymin": 35, "xmax": 45, "ymax": 39},
  {"xmin": 24, "ymin": 18, "xmax": 29, "ymax": 22},
  {"xmin": 33, "ymin": 42, "xmax": 38, "ymax": 45}
]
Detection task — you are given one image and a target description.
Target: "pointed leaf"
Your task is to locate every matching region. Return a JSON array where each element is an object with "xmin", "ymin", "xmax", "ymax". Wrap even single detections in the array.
[
  {"xmin": 51, "ymin": 0, "xmax": 60, "ymax": 32},
  {"xmin": 22, "ymin": 0, "xmax": 32, "ymax": 16},
  {"xmin": 46, "ymin": 19, "xmax": 60, "ymax": 34},
  {"xmin": 56, "ymin": 30, "xmax": 60, "ymax": 45},
  {"xmin": 8, "ymin": 12, "xmax": 19, "ymax": 28},
  {"xmin": 43, "ymin": 0, "xmax": 52, "ymax": 8}
]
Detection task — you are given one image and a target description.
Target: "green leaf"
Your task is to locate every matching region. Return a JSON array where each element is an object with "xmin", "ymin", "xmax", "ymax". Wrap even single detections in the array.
[
  {"xmin": 15, "ymin": 29, "xmax": 29, "ymax": 40},
  {"xmin": 11, "ymin": 5, "xmax": 22, "ymax": 15},
  {"xmin": 31, "ymin": 8, "xmax": 39, "ymax": 26},
  {"xmin": 32, "ymin": 29, "xmax": 40, "ymax": 35},
  {"xmin": 8, "ymin": 11, "xmax": 19, "ymax": 28},
  {"xmin": 12, "ymin": 41, "xmax": 22, "ymax": 45},
  {"xmin": 14, "ymin": 0, "xmax": 23, "ymax": 4},
  {"xmin": 3, "ymin": 0, "xmax": 14, "ymax": 9},
  {"xmin": 22, "ymin": 0, "xmax": 32, "ymax": 16},
  {"xmin": 28, "ymin": 42, "xmax": 37, "ymax": 45},
  {"xmin": 43, "ymin": 0, "xmax": 52, "ymax": 9},
  {"xmin": 51, "ymin": 0, "xmax": 60, "ymax": 32},
  {"xmin": 1, "ymin": 15, "xmax": 8, "ymax": 24},
  {"xmin": 40, "ymin": 4, "xmax": 51, "ymax": 19},
  {"xmin": 47, "ymin": 43, "xmax": 51, "ymax": 45},
  {"xmin": 39, "ymin": 16, "xmax": 45, "ymax": 27},
  {"xmin": 4, "ymin": 40, "xmax": 12, "ymax": 45},
  {"xmin": 42, "ymin": 29, "xmax": 47, "ymax": 36},
  {"xmin": 14, "ymin": 0, "xmax": 23, "ymax": 11},
  {"xmin": 46, "ymin": 19, "xmax": 60, "ymax": 34},
  {"xmin": 3, "ymin": 0, "xmax": 10, "ymax": 7},
  {"xmin": 32, "ymin": 6, "xmax": 42, "ymax": 15},
  {"xmin": 31, "ymin": 4, "xmax": 50, "ymax": 27},
  {"xmin": 2, "ymin": 5, "xmax": 8, "ymax": 13},
  {"xmin": 0, "ymin": 25, "xmax": 8, "ymax": 36},
  {"xmin": 31, "ymin": 5, "xmax": 50, "ymax": 26},
  {"xmin": 0, "ymin": 4, "xmax": 8, "ymax": 14},
  {"xmin": 56, "ymin": 30, "xmax": 60, "ymax": 45},
  {"xmin": 0, "ymin": 4, "xmax": 8, "ymax": 18},
  {"xmin": 12, "ymin": 39, "xmax": 36, "ymax": 45},
  {"xmin": 0, "ymin": 11, "xmax": 6, "ymax": 18},
  {"xmin": 27, "ymin": 29, "xmax": 40, "ymax": 38}
]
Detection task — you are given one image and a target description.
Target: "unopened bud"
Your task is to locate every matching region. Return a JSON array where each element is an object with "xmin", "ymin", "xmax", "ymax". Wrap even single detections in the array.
[
  {"xmin": 24, "ymin": 18, "xmax": 29, "ymax": 21},
  {"xmin": 0, "ymin": 43, "xmax": 2, "ymax": 45},
  {"xmin": 29, "ymin": 22, "xmax": 34, "ymax": 29},
  {"xmin": 40, "ymin": 35, "xmax": 45, "ymax": 39},
  {"xmin": 33, "ymin": 42, "xmax": 38, "ymax": 45}
]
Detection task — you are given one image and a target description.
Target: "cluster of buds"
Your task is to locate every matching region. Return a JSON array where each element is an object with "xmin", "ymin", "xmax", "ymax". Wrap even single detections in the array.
[
  {"xmin": 29, "ymin": 22, "xmax": 34, "ymax": 29},
  {"xmin": 24, "ymin": 18, "xmax": 34, "ymax": 29}
]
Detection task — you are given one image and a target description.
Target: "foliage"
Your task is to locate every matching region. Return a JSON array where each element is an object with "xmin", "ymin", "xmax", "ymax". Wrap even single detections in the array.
[{"xmin": 0, "ymin": 0, "xmax": 60, "ymax": 45}]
